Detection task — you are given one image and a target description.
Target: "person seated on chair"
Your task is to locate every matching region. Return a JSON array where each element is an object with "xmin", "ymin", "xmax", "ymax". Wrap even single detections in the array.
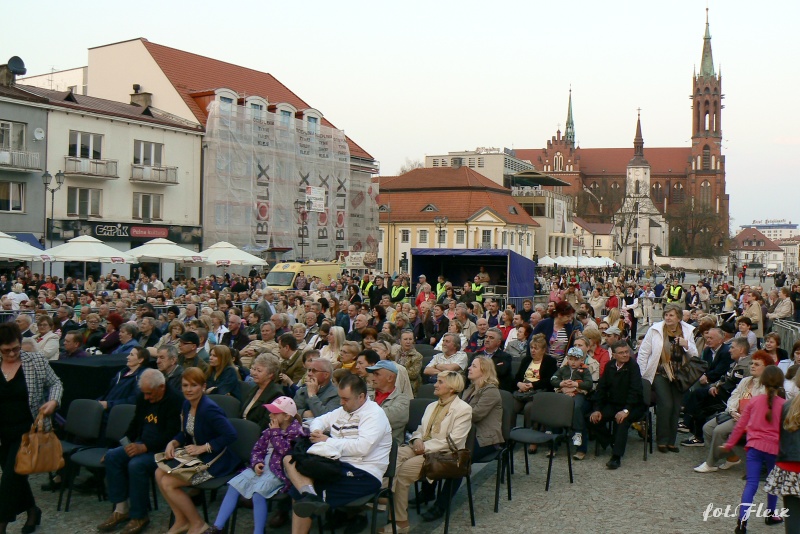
[
  {"xmin": 58, "ymin": 331, "xmax": 89, "ymax": 360},
  {"xmin": 388, "ymin": 371, "xmax": 472, "ymax": 533},
  {"xmin": 589, "ymin": 340, "xmax": 646, "ymax": 470},
  {"xmin": 293, "ymin": 358, "xmax": 340, "ymax": 419},
  {"xmin": 366, "ymin": 360, "xmax": 410, "ymax": 444},
  {"xmin": 421, "ymin": 358, "xmax": 503, "ymax": 522},
  {"xmin": 472, "ymin": 327, "xmax": 514, "ymax": 391},
  {"xmin": 205, "ymin": 345, "xmax": 242, "ymax": 401},
  {"xmin": 203, "ymin": 397, "xmax": 307, "ymax": 534},
  {"xmin": 283, "ymin": 374, "xmax": 392, "ymax": 534},
  {"xmin": 550, "ymin": 346, "xmax": 593, "ymax": 460},
  {"xmin": 156, "ymin": 345, "xmax": 184, "ymax": 395},
  {"xmin": 422, "ymin": 333, "xmax": 468, "ymax": 384},
  {"xmin": 513, "ymin": 333, "xmax": 558, "ymax": 420},
  {"xmin": 239, "ymin": 354, "xmax": 285, "ymax": 430},
  {"xmin": 97, "ymin": 369, "xmax": 183, "ymax": 534},
  {"xmin": 156, "ymin": 368, "xmax": 239, "ymax": 534}
]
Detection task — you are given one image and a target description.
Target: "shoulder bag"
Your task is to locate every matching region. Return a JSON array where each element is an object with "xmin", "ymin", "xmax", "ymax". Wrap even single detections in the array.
[
  {"xmin": 155, "ymin": 441, "xmax": 227, "ymax": 484},
  {"xmin": 673, "ymin": 356, "xmax": 709, "ymax": 393},
  {"xmin": 15, "ymin": 413, "xmax": 65, "ymax": 475},
  {"xmin": 419, "ymin": 435, "xmax": 472, "ymax": 480}
]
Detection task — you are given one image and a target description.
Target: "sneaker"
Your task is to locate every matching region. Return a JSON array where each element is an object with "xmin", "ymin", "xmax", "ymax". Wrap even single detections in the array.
[
  {"xmin": 693, "ymin": 462, "xmax": 718, "ymax": 473},
  {"xmin": 680, "ymin": 437, "xmax": 705, "ymax": 447},
  {"xmin": 572, "ymin": 434, "xmax": 583, "ymax": 447},
  {"xmin": 719, "ymin": 458, "xmax": 742, "ymax": 470},
  {"xmin": 677, "ymin": 422, "xmax": 691, "ymax": 434}
]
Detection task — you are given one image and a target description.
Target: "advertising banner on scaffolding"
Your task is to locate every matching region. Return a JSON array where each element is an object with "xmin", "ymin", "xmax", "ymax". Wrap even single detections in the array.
[{"xmin": 203, "ymin": 101, "xmax": 378, "ymax": 261}]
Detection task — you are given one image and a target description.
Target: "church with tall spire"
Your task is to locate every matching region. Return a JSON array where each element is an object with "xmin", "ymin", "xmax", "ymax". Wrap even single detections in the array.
[{"xmin": 514, "ymin": 10, "xmax": 729, "ymax": 259}]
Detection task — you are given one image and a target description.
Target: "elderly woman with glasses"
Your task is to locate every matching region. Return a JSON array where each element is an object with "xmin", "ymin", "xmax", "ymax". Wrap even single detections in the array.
[{"xmin": 384, "ymin": 371, "xmax": 472, "ymax": 534}]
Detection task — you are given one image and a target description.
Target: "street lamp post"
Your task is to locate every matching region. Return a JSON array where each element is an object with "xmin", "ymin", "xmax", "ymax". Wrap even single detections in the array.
[
  {"xmin": 515, "ymin": 224, "xmax": 528, "ymax": 256},
  {"xmin": 433, "ymin": 216, "xmax": 448, "ymax": 249},
  {"xmin": 294, "ymin": 198, "xmax": 312, "ymax": 262},
  {"xmin": 42, "ymin": 170, "xmax": 65, "ymax": 276}
]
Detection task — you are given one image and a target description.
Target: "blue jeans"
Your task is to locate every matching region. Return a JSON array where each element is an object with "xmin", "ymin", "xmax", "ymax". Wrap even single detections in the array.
[
  {"xmin": 104, "ymin": 445, "xmax": 156, "ymax": 519},
  {"xmin": 739, "ymin": 448, "xmax": 777, "ymax": 521}
]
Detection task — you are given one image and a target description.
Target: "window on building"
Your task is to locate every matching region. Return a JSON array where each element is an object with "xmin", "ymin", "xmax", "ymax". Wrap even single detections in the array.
[
  {"xmin": 481, "ymin": 230, "xmax": 491, "ymax": 246},
  {"xmin": 280, "ymin": 110, "xmax": 292, "ymax": 127},
  {"xmin": 438, "ymin": 229, "xmax": 446, "ymax": 244},
  {"xmin": 478, "ymin": 157, "xmax": 484, "ymax": 168},
  {"xmin": 307, "ymin": 116, "xmax": 319, "ymax": 134},
  {"xmin": 699, "ymin": 180, "xmax": 711, "ymax": 206},
  {"xmin": 401, "ymin": 230, "xmax": 410, "ymax": 243},
  {"xmin": 419, "ymin": 230, "xmax": 428, "ymax": 243},
  {"xmin": 132, "ymin": 192, "xmax": 163, "ymax": 220},
  {"xmin": 67, "ymin": 187, "xmax": 101, "ymax": 217},
  {"xmin": 510, "ymin": 233, "xmax": 515, "ymax": 246},
  {"xmin": 589, "ymin": 182, "xmax": 599, "ymax": 191},
  {"xmin": 611, "ymin": 182, "xmax": 620, "ymax": 190},
  {"xmin": 378, "ymin": 229, "xmax": 384, "ymax": 243},
  {"xmin": 652, "ymin": 183, "xmax": 664, "ymax": 203},
  {"xmin": 502, "ymin": 232, "xmax": 507, "ymax": 246},
  {"xmin": 219, "ymin": 96, "xmax": 234, "ymax": 114},
  {"xmin": 133, "ymin": 140, "xmax": 163, "ymax": 167},
  {"xmin": 68, "ymin": 131, "xmax": 103, "ymax": 159},
  {"xmin": 0, "ymin": 181, "xmax": 24, "ymax": 212},
  {"xmin": 554, "ymin": 152, "xmax": 563, "ymax": 172},
  {"xmin": 456, "ymin": 230, "xmax": 465, "ymax": 244},
  {"xmin": 596, "ymin": 238, "xmax": 602, "ymax": 246},
  {"xmin": 634, "ymin": 180, "xmax": 640, "ymax": 194},
  {"xmin": 376, "ymin": 258, "xmax": 383, "ymax": 272},
  {"xmin": 0, "ymin": 120, "xmax": 26, "ymax": 151},
  {"xmin": 702, "ymin": 145, "xmax": 711, "ymax": 170},
  {"xmin": 672, "ymin": 183, "xmax": 685, "ymax": 203}
]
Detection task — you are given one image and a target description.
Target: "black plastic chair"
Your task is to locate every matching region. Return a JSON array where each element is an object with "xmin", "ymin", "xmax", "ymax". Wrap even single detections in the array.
[
  {"xmin": 62, "ymin": 404, "xmax": 144, "ymax": 512},
  {"xmin": 56, "ymin": 399, "xmax": 105, "ymax": 511},
  {"xmin": 414, "ymin": 344, "xmax": 439, "ymax": 360},
  {"xmin": 207, "ymin": 394, "xmax": 242, "ymax": 419},
  {"xmin": 239, "ymin": 381, "xmax": 257, "ymax": 403},
  {"xmin": 593, "ymin": 379, "xmax": 653, "ymax": 461},
  {"xmin": 434, "ymin": 428, "xmax": 475, "ymax": 534},
  {"xmin": 416, "ymin": 384, "xmax": 436, "ymax": 399},
  {"xmin": 407, "ymin": 398, "xmax": 432, "ymax": 514},
  {"xmin": 508, "ymin": 392, "xmax": 574, "ymax": 491},
  {"xmin": 195, "ymin": 418, "xmax": 261, "ymax": 522}
]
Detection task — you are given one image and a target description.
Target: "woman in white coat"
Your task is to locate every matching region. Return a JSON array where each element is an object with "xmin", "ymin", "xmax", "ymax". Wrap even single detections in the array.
[
  {"xmin": 636, "ymin": 303, "xmax": 698, "ymax": 452},
  {"xmin": 33, "ymin": 315, "xmax": 60, "ymax": 360}
]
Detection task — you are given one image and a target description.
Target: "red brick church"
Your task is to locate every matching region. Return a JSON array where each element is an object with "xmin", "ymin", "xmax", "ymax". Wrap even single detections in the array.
[{"xmin": 515, "ymin": 11, "xmax": 729, "ymax": 257}]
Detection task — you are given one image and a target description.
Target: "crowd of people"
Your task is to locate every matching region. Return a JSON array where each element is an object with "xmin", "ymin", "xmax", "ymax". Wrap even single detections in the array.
[{"xmin": 1, "ymin": 263, "xmax": 800, "ymax": 533}]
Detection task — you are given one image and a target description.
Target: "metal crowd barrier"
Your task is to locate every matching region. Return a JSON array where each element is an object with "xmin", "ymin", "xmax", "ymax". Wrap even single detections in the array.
[{"xmin": 773, "ymin": 319, "xmax": 800, "ymax": 353}]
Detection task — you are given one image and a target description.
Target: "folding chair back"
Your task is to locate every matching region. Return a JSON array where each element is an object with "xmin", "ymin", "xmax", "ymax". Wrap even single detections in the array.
[
  {"xmin": 499, "ymin": 390, "xmax": 515, "ymax": 442},
  {"xmin": 524, "ymin": 392, "xmax": 574, "ymax": 430},
  {"xmin": 642, "ymin": 378, "xmax": 653, "ymax": 408},
  {"xmin": 417, "ymin": 384, "xmax": 436, "ymax": 399},
  {"xmin": 239, "ymin": 380, "xmax": 257, "ymax": 401},
  {"xmin": 207, "ymin": 394, "xmax": 242, "ymax": 419},
  {"xmin": 64, "ymin": 399, "xmax": 105, "ymax": 440},
  {"xmin": 415, "ymin": 344, "xmax": 438, "ymax": 359},
  {"xmin": 407, "ymin": 398, "xmax": 430, "ymax": 434},
  {"xmin": 228, "ymin": 419, "xmax": 261, "ymax": 463},
  {"xmin": 105, "ymin": 404, "xmax": 136, "ymax": 443}
]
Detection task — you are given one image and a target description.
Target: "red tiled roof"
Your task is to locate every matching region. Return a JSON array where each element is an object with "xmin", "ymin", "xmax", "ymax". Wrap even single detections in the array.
[
  {"xmin": 573, "ymin": 216, "xmax": 613, "ymax": 235},
  {"xmin": 18, "ymin": 85, "xmax": 203, "ymax": 131},
  {"xmin": 514, "ymin": 147, "xmax": 692, "ymax": 174},
  {"xmin": 138, "ymin": 39, "xmax": 372, "ymax": 160},
  {"xmin": 731, "ymin": 228, "xmax": 782, "ymax": 252},
  {"xmin": 377, "ymin": 167, "xmax": 537, "ymax": 226},
  {"xmin": 379, "ymin": 166, "xmax": 508, "ymax": 192}
]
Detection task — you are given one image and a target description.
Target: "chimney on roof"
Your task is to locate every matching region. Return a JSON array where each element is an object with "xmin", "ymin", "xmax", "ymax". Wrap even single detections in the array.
[
  {"xmin": 451, "ymin": 157, "xmax": 463, "ymax": 169},
  {"xmin": 130, "ymin": 84, "xmax": 152, "ymax": 108}
]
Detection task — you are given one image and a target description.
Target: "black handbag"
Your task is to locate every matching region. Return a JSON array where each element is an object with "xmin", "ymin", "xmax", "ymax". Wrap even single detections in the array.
[
  {"xmin": 419, "ymin": 436, "xmax": 471, "ymax": 480},
  {"xmin": 674, "ymin": 356, "xmax": 709, "ymax": 392},
  {"xmin": 288, "ymin": 436, "xmax": 343, "ymax": 483}
]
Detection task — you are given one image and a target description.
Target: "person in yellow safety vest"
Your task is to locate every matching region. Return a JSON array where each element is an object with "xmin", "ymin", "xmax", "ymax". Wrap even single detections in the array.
[
  {"xmin": 666, "ymin": 282, "xmax": 683, "ymax": 304},
  {"xmin": 472, "ymin": 275, "xmax": 485, "ymax": 303},
  {"xmin": 359, "ymin": 273, "xmax": 373, "ymax": 298},
  {"xmin": 436, "ymin": 275, "xmax": 448, "ymax": 299},
  {"xmin": 390, "ymin": 277, "xmax": 407, "ymax": 304},
  {"xmin": 401, "ymin": 278, "xmax": 412, "ymax": 303}
]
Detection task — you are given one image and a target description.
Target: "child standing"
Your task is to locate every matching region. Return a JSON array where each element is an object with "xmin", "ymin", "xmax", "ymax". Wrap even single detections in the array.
[
  {"xmin": 203, "ymin": 396, "xmax": 307, "ymax": 534},
  {"xmin": 720, "ymin": 366, "xmax": 786, "ymax": 533}
]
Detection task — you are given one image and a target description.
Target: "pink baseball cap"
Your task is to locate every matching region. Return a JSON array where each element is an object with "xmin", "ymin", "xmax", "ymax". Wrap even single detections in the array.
[{"xmin": 264, "ymin": 396, "xmax": 297, "ymax": 417}]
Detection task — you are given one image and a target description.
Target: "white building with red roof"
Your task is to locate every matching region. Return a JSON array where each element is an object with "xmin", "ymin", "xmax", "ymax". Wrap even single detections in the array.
[{"xmin": 730, "ymin": 228, "xmax": 784, "ymax": 272}]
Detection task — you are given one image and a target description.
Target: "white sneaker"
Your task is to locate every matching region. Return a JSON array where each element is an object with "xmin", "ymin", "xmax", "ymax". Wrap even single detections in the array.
[
  {"xmin": 572, "ymin": 434, "xmax": 583, "ymax": 447},
  {"xmin": 719, "ymin": 459, "xmax": 742, "ymax": 470},
  {"xmin": 693, "ymin": 462, "xmax": 718, "ymax": 473}
]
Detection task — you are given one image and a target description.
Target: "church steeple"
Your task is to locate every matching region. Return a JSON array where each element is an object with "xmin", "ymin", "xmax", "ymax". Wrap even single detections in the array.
[
  {"xmin": 629, "ymin": 110, "xmax": 648, "ymax": 166},
  {"xmin": 699, "ymin": 8, "xmax": 715, "ymax": 78},
  {"xmin": 564, "ymin": 88, "xmax": 575, "ymax": 148}
]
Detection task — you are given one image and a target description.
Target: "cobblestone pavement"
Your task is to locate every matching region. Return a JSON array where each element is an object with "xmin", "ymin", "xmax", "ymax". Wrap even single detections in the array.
[{"xmin": 9, "ymin": 429, "xmax": 769, "ymax": 534}]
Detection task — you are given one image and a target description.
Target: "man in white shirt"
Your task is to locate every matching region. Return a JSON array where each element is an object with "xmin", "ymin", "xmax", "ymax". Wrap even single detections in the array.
[
  {"xmin": 284, "ymin": 374, "xmax": 391, "ymax": 533},
  {"xmin": 423, "ymin": 333, "xmax": 468, "ymax": 383}
]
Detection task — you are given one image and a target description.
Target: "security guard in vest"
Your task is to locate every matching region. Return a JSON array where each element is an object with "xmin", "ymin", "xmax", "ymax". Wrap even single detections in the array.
[
  {"xmin": 359, "ymin": 273, "xmax": 373, "ymax": 297},
  {"xmin": 471, "ymin": 275, "xmax": 485, "ymax": 303},
  {"xmin": 436, "ymin": 275, "xmax": 448, "ymax": 299},
  {"xmin": 390, "ymin": 276, "xmax": 407, "ymax": 304},
  {"xmin": 665, "ymin": 281, "xmax": 684, "ymax": 304}
]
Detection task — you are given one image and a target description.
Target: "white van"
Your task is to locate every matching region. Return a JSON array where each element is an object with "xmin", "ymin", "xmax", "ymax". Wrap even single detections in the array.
[{"xmin": 265, "ymin": 261, "xmax": 343, "ymax": 290}]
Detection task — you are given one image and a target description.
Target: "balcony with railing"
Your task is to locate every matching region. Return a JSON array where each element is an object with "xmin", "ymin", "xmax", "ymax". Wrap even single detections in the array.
[
  {"xmin": 130, "ymin": 164, "xmax": 178, "ymax": 185},
  {"xmin": 64, "ymin": 156, "xmax": 119, "ymax": 179},
  {"xmin": 0, "ymin": 149, "xmax": 41, "ymax": 171}
]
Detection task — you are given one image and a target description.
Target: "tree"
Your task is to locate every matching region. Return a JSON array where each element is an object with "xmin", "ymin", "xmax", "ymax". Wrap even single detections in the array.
[
  {"xmin": 397, "ymin": 158, "xmax": 423, "ymax": 174},
  {"xmin": 666, "ymin": 203, "xmax": 728, "ymax": 258},
  {"xmin": 576, "ymin": 180, "xmax": 625, "ymax": 224}
]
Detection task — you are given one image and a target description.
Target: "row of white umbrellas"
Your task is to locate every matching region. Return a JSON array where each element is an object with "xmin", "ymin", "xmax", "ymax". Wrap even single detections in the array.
[
  {"xmin": 537, "ymin": 255, "xmax": 619, "ymax": 268},
  {"xmin": 0, "ymin": 233, "xmax": 266, "ymax": 266}
]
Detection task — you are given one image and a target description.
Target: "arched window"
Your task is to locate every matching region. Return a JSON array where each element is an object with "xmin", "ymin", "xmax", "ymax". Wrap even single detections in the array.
[
  {"xmin": 702, "ymin": 145, "xmax": 711, "ymax": 170},
  {"xmin": 611, "ymin": 182, "xmax": 620, "ymax": 190},
  {"xmin": 554, "ymin": 152, "xmax": 564, "ymax": 172},
  {"xmin": 589, "ymin": 182, "xmax": 599, "ymax": 191},
  {"xmin": 634, "ymin": 179, "xmax": 640, "ymax": 194},
  {"xmin": 672, "ymin": 183, "xmax": 685, "ymax": 204},
  {"xmin": 652, "ymin": 183, "xmax": 664, "ymax": 203},
  {"xmin": 699, "ymin": 181, "xmax": 711, "ymax": 206}
]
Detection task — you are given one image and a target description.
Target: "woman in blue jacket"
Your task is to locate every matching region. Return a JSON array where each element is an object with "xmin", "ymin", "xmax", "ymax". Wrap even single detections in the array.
[
  {"xmin": 98, "ymin": 346, "xmax": 148, "ymax": 413},
  {"xmin": 206, "ymin": 345, "xmax": 241, "ymax": 400},
  {"xmin": 157, "ymin": 367, "xmax": 239, "ymax": 534}
]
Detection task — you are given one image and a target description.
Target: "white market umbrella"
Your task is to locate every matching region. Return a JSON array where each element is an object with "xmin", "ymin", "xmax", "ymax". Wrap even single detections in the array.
[
  {"xmin": 537, "ymin": 255, "xmax": 555, "ymax": 267},
  {"xmin": 0, "ymin": 231, "xmax": 44, "ymax": 261},
  {"xmin": 201, "ymin": 242, "xmax": 267, "ymax": 267},
  {"xmin": 40, "ymin": 235, "xmax": 135, "ymax": 263},
  {"xmin": 127, "ymin": 238, "xmax": 204, "ymax": 263}
]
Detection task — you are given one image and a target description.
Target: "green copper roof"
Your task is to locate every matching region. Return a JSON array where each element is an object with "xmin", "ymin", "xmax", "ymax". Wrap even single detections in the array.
[{"xmin": 700, "ymin": 9, "xmax": 715, "ymax": 78}]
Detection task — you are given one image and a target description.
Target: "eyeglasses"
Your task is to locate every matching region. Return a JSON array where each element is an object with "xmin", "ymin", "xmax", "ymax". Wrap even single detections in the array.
[{"xmin": 0, "ymin": 345, "xmax": 21, "ymax": 356}]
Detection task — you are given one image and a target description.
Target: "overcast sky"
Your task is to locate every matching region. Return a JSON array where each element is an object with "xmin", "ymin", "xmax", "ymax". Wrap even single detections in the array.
[{"xmin": 6, "ymin": 0, "xmax": 798, "ymax": 230}]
